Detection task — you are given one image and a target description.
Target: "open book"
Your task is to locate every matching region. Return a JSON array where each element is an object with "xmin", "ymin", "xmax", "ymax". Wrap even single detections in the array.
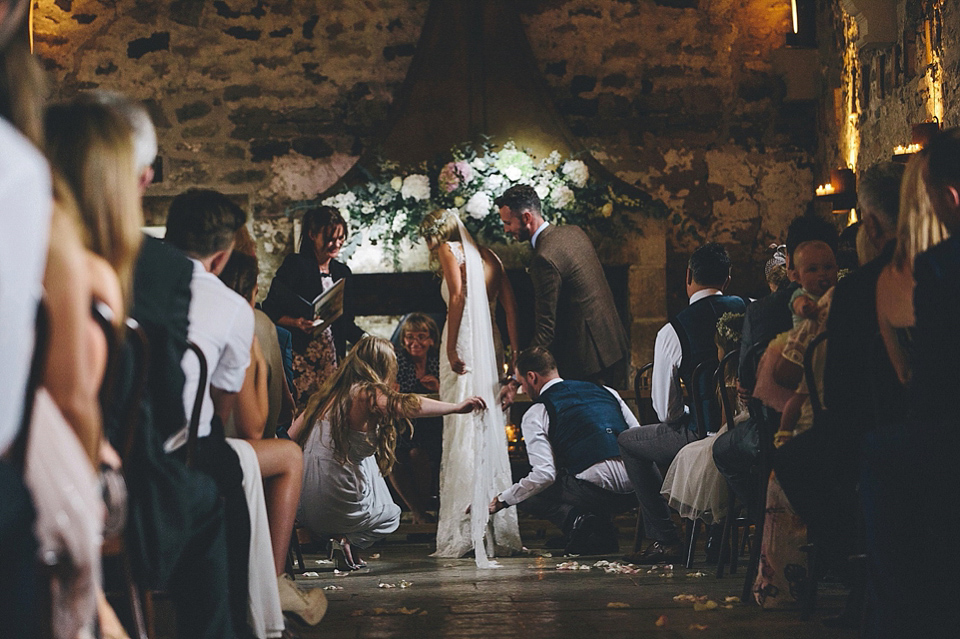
[
  {"xmin": 269, "ymin": 278, "xmax": 346, "ymax": 336},
  {"xmin": 308, "ymin": 278, "xmax": 345, "ymax": 335}
]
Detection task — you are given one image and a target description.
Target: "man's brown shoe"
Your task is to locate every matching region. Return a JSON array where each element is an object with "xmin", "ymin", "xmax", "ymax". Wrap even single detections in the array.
[{"xmin": 623, "ymin": 541, "xmax": 683, "ymax": 565}]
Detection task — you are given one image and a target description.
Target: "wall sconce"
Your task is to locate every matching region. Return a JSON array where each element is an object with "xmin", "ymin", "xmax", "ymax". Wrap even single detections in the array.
[
  {"xmin": 815, "ymin": 168, "xmax": 856, "ymax": 211},
  {"xmin": 892, "ymin": 118, "xmax": 940, "ymax": 162},
  {"xmin": 786, "ymin": 0, "xmax": 816, "ymax": 48}
]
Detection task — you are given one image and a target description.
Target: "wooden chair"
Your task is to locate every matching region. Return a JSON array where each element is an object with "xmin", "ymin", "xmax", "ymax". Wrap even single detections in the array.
[
  {"xmin": 712, "ymin": 348, "xmax": 747, "ymax": 578},
  {"xmin": 683, "ymin": 359, "xmax": 719, "ymax": 569},
  {"xmin": 631, "ymin": 362, "xmax": 653, "ymax": 553},
  {"xmin": 138, "ymin": 340, "xmax": 208, "ymax": 637},
  {"xmin": 99, "ymin": 313, "xmax": 152, "ymax": 639},
  {"xmin": 798, "ymin": 330, "xmax": 828, "ymax": 619},
  {"xmin": 740, "ymin": 341, "xmax": 777, "ymax": 602}
]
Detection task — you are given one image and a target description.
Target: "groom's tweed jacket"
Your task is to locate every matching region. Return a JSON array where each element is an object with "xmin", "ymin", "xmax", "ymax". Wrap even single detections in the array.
[{"xmin": 529, "ymin": 223, "xmax": 629, "ymax": 379}]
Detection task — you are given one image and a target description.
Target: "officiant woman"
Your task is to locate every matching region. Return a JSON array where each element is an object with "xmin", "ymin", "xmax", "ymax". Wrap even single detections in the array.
[{"xmin": 262, "ymin": 205, "xmax": 364, "ymax": 403}]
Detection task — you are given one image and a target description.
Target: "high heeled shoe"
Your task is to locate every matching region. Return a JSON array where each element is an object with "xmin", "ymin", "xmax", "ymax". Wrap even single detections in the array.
[{"xmin": 329, "ymin": 537, "xmax": 365, "ymax": 570}]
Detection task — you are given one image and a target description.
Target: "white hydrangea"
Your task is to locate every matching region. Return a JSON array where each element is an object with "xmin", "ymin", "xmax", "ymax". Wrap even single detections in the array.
[
  {"xmin": 550, "ymin": 184, "xmax": 575, "ymax": 209},
  {"xmin": 562, "ymin": 160, "xmax": 590, "ymax": 188},
  {"xmin": 470, "ymin": 157, "xmax": 487, "ymax": 171},
  {"xmin": 321, "ymin": 191, "xmax": 356, "ymax": 220},
  {"xmin": 503, "ymin": 166, "xmax": 522, "ymax": 182},
  {"xmin": 361, "ymin": 202, "xmax": 375, "ymax": 214},
  {"xmin": 485, "ymin": 173, "xmax": 505, "ymax": 192},
  {"xmin": 534, "ymin": 180, "xmax": 551, "ymax": 200},
  {"xmin": 400, "ymin": 174, "xmax": 430, "ymax": 201},
  {"xmin": 465, "ymin": 191, "xmax": 493, "ymax": 220},
  {"xmin": 546, "ymin": 150, "xmax": 562, "ymax": 165},
  {"xmin": 390, "ymin": 176, "xmax": 403, "ymax": 191}
]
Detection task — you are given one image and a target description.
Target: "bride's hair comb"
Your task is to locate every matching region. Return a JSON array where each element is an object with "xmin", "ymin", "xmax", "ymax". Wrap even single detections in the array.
[{"xmin": 421, "ymin": 208, "xmax": 460, "ymax": 239}]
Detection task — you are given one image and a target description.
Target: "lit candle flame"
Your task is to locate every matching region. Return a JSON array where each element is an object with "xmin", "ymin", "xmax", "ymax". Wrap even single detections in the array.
[
  {"xmin": 815, "ymin": 184, "xmax": 835, "ymax": 197},
  {"xmin": 893, "ymin": 143, "xmax": 923, "ymax": 155}
]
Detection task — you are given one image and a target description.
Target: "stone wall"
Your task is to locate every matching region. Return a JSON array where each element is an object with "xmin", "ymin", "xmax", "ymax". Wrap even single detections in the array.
[
  {"xmin": 818, "ymin": 0, "xmax": 957, "ymax": 199},
  {"xmin": 33, "ymin": 0, "xmax": 819, "ymax": 361}
]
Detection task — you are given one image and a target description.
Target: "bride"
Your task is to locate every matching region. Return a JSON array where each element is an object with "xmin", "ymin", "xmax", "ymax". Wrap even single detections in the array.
[{"xmin": 419, "ymin": 208, "xmax": 522, "ymax": 565}]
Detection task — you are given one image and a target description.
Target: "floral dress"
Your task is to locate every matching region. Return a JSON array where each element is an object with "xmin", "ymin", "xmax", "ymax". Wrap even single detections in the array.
[{"xmin": 291, "ymin": 275, "xmax": 338, "ymax": 401}]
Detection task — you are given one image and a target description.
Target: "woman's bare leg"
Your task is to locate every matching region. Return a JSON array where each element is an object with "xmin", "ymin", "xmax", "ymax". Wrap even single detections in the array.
[{"xmin": 248, "ymin": 438, "xmax": 303, "ymax": 575}]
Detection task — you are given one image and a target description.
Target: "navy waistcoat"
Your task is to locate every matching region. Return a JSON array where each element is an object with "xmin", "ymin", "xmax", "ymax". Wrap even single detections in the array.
[
  {"xmin": 538, "ymin": 380, "xmax": 628, "ymax": 476},
  {"xmin": 669, "ymin": 294, "xmax": 746, "ymax": 433}
]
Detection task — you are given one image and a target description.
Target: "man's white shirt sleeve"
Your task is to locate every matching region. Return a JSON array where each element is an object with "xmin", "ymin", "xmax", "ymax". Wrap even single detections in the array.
[
  {"xmin": 499, "ymin": 403, "xmax": 556, "ymax": 506},
  {"xmin": 651, "ymin": 322, "xmax": 685, "ymax": 424}
]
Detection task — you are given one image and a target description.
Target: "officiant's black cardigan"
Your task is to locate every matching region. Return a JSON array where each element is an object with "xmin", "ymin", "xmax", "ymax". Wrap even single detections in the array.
[{"xmin": 262, "ymin": 252, "xmax": 365, "ymax": 359}]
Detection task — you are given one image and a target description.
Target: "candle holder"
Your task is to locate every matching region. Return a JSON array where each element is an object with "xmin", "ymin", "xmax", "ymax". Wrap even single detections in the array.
[
  {"xmin": 815, "ymin": 168, "xmax": 856, "ymax": 211},
  {"xmin": 892, "ymin": 119, "xmax": 940, "ymax": 162}
]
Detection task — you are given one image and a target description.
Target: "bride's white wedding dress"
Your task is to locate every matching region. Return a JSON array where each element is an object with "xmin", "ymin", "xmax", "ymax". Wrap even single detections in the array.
[{"xmin": 432, "ymin": 226, "xmax": 522, "ymax": 566}]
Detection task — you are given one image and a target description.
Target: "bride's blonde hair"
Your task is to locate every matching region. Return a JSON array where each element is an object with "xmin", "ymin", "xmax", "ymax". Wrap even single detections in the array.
[
  {"xmin": 419, "ymin": 208, "xmax": 461, "ymax": 245},
  {"xmin": 297, "ymin": 336, "xmax": 420, "ymax": 474}
]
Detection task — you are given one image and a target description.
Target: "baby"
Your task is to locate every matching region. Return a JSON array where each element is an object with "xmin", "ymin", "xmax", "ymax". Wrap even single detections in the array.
[{"xmin": 789, "ymin": 240, "xmax": 838, "ymax": 327}]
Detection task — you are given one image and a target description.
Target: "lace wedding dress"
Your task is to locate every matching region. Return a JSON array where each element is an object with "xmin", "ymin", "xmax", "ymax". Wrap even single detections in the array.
[{"xmin": 432, "ymin": 224, "xmax": 522, "ymax": 566}]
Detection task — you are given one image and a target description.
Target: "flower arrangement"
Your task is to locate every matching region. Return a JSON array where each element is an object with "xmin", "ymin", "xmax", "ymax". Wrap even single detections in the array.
[{"xmin": 304, "ymin": 139, "xmax": 666, "ymax": 269}]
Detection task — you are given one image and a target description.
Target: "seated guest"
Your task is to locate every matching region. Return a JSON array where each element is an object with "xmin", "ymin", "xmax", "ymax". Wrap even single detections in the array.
[
  {"xmin": 219, "ymin": 250, "xmax": 327, "ymax": 626},
  {"xmin": 164, "ymin": 189, "xmax": 258, "ymax": 639},
  {"xmin": 713, "ymin": 215, "xmax": 837, "ymax": 520},
  {"xmin": 86, "ymin": 90, "xmax": 239, "ymax": 639},
  {"xmin": 289, "ymin": 336, "xmax": 485, "ymax": 570},
  {"xmin": 619, "ymin": 243, "xmax": 745, "ymax": 564},
  {"xmin": 488, "ymin": 347, "xmax": 639, "ymax": 555},
  {"xmin": 775, "ymin": 163, "xmax": 906, "ymax": 593},
  {"xmin": 389, "ymin": 312, "xmax": 443, "ymax": 525},
  {"xmin": 863, "ymin": 128, "xmax": 960, "ymax": 637}
]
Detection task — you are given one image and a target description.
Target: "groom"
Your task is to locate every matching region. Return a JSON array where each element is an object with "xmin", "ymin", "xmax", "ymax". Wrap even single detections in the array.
[
  {"xmin": 497, "ymin": 185, "xmax": 629, "ymax": 390},
  {"xmin": 488, "ymin": 347, "xmax": 639, "ymax": 555}
]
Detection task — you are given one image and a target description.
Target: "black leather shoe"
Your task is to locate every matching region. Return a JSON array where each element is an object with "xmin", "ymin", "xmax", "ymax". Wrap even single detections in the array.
[
  {"xmin": 564, "ymin": 513, "xmax": 598, "ymax": 555},
  {"xmin": 623, "ymin": 541, "xmax": 683, "ymax": 565}
]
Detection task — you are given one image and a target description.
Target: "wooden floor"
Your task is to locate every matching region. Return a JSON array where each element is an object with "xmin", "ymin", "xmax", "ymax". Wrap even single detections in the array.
[{"xmin": 152, "ymin": 515, "xmax": 857, "ymax": 639}]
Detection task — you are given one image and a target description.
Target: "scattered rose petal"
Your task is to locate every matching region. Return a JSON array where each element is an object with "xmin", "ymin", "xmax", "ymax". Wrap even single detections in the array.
[
  {"xmin": 688, "ymin": 624, "xmax": 709, "ymax": 631},
  {"xmin": 723, "ymin": 604, "xmax": 735, "ymax": 609},
  {"xmin": 322, "ymin": 585, "xmax": 343, "ymax": 591},
  {"xmin": 314, "ymin": 559, "xmax": 334, "ymax": 565},
  {"xmin": 686, "ymin": 571, "xmax": 706, "ymax": 577},
  {"xmin": 658, "ymin": 572, "xmax": 674, "ymax": 578},
  {"xmin": 370, "ymin": 553, "xmax": 381, "ymax": 559},
  {"xmin": 333, "ymin": 569, "xmax": 350, "ymax": 577},
  {"xmin": 693, "ymin": 600, "xmax": 718, "ymax": 611},
  {"xmin": 655, "ymin": 615, "xmax": 668, "ymax": 627},
  {"xmin": 606, "ymin": 602, "xmax": 630, "ymax": 608},
  {"xmin": 300, "ymin": 571, "xmax": 320, "ymax": 578},
  {"xmin": 399, "ymin": 580, "xmax": 413, "ymax": 589},
  {"xmin": 724, "ymin": 596, "xmax": 740, "ymax": 604}
]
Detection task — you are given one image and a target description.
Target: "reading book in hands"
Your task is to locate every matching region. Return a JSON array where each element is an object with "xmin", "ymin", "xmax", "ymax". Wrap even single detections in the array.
[{"xmin": 270, "ymin": 278, "xmax": 346, "ymax": 336}]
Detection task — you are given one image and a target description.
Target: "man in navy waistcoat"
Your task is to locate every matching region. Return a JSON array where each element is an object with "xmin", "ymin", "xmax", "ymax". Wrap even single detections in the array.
[
  {"xmin": 619, "ymin": 243, "xmax": 745, "ymax": 564},
  {"xmin": 488, "ymin": 347, "xmax": 640, "ymax": 556}
]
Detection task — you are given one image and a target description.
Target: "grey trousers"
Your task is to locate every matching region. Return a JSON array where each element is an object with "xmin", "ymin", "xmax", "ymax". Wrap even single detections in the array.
[{"xmin": 618, "ymin": 423, "xmax": 698, "ymax": 544}]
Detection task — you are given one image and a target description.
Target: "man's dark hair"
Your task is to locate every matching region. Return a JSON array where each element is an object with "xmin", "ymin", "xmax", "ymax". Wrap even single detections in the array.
[
  {"xmin": 494, "ymin": 184, "xmax": 541, "ymax": 216},
  {"xmin": 925, "ymin": 127, "xmax": 960, "ymax": 191},
  {"xmin": 516, "ymin": 346, "xmax": 556, "ymax": 377},
  {"xmin": 688, "ymin": 242, "xmax": 731, "ymax": 288},
  {"xmin": 218, "ymin": 251, "xmax": 258, "ymax": 302},
  {"xmin": 858, "ymin": 162, "xmax": 905, "ymax": 229},
  {"xmin": 165, "ymin": 189, "xmax": 246, "ymax": 258},
  {"xmin": 785, "ymin": 214, "xmax": 838, "ymax": 266}
]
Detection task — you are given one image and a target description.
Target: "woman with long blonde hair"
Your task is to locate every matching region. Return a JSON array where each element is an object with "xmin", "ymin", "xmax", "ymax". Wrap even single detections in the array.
[
  {"xmin": 418, "ymin": 208, "xmax": 522, "ymax": 565},
  {"xmin": 290, "ymin": 336, "xmax": 485, "ymax": 569},
  {"xmin": 876, "ymin": 151, "xmax": 949, "ymax": 384}
]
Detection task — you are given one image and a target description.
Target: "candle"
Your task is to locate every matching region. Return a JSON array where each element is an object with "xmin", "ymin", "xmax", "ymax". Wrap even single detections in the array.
[{"xmin": 815, "ymin": 183, "xmax": 835, "ymax": 196}]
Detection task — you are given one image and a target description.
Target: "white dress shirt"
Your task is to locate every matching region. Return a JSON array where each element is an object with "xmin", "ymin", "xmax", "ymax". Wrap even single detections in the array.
[
  {"xmin": 0, "ymin": 119, "xmax": 52, "ymax": 455},
  {"xmin": 651, "ymin": 288, "xmax": 723, "ymax": 424},
  {"xmin": 500, "ymin": 378, "xmax": 641, "ymax": 506},
  {"xmin": 181, "ymin": 259, "xmax": 254, "ymax": 439},
  {"xmin": 530, "ymin": 221, "xmax": 550, "ymax": 248}
]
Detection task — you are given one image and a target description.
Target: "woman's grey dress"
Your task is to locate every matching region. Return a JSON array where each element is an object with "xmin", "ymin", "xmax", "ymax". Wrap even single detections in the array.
[{"xmin": 300, "ymin": 419, "xmax": 401, "ymax": 549}]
